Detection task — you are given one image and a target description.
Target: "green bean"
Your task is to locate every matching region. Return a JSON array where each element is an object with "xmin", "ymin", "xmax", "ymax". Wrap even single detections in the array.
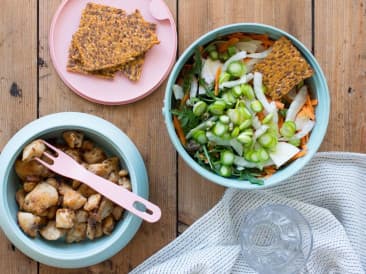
[
  {"xmin": 208, "ymin": 100, "xmax": 226, "ymax": 115},
  {"xmin": 250, "ymin": 100, "xmax": 263, "ymax": 113},
  {"xmin": 227, "ymin": 45, "xmax": 237, "ymax": 56},
  {"xmin": 205, "ymin": 44, "xmax": 216, "ymax": 52},
  {"xmin": 289, "ymin": 137, "xmax": 301, "ymax": 147},
  {"xmin": 227, "ymin": 61, "xmax": 246, "ymax": 78},
  {"xmin": 192, "ymin": 130, "xmax": 208, "ymax": 144},
  {"xmin": 280, "ymin": 121, "xmax": 296, "ymax": 138},
  {"xmin": 193, "ymin": 101, "xmax": 207, "ymax": 116},
  {"xmin": 262, "ymin": 113, "xmax": 274, "ymax": 124},
  {"xmin": 219, "ymin": 115, "xmax": 230, "ymax": 124},
  {"xmin": 231, "ymin": 127, "xmax": 240, "ymax": 138},
  {"xmin": 219, "ymin": 165, "xmax": 232, "ymax": 177},
  {"xmin": 231, "ymin": 86, "xmax": 242, "ymax": 97},
  {"xmin": 219, "ymin": 51, "xmax": 229, "ymax": 62},
  {"xmin": 221, "ymin": 150, "xmax": 235, "ymax": 165},
  {"xmin": 209, "ymin": 50, "xmax": 219, "ymax": 60},
  {"xmin": 241, "ymin": 84, "xmax": 255, "ymax": 100},
  {"xmin": 258, "ymin": 148, "xmax": 269, "ymax": 162},
  {"xmin": 222, "ymin": 92, "xmax": 236, "ymax": 106},
  {"xmin": 239, "ymin": 119, "xmax": 252, "ymax": 130},
  {"xmin": 258, "ymin": 133, "xmax": 277, "ymax": 149},
  {"xmin": 237, "ymin": 132, "xmax": 252, "ymax": 144},
  {"xmin": 219, "ymin": 72, "xmax": 231, "ymax": 84},
  {"xmin": 213, "ymin": 122, "xmax": 228, "ymax": 136}
]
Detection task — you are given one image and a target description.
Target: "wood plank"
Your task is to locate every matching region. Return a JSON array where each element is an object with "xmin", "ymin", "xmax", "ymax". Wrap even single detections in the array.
[
  {"xmin": 315, "ymin": 0, "xmax": 366, "ymax": 152},
  {"xmin": 178, "ymin": 0, "xmax": 312, "ymax": 225},
  {"xmin": 38, "ymin": 0, "xmax": 177, "ymax": 272},
  {"xmin": 0, "ymin": 0, "xmax": 38, "ymax": 273}
]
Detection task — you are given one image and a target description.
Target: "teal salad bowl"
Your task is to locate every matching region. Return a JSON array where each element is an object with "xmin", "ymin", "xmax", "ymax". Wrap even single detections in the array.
[
  {"xmin": 0, "ymin": 112, "xmax": 148, "ymax": 268},
  {"xmin": 163, "ymin": 23, "xmax": 330, "ymax": 189}
]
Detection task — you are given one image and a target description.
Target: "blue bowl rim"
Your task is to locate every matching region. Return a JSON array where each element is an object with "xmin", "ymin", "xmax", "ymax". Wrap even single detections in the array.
[
  {"xmin": 163, "ymin": 23, "xmax": 330, "ymax": 189},
  {"xmin": 0, "ymin": 112, "xmax": 148, "ymax": 268}
]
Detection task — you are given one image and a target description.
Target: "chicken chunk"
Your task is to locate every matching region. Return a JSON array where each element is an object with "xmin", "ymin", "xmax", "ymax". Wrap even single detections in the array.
[
  {"xmin": 59, "ymin": 184, "xmax": 87, "ymax": 210},
  {"xmin": 15, "ymin": 160, "xmax": 51, "ymax": 181},
  {"xmin": 45, "ymin": 178, "xmax": 59, "ymax": 189},
  {"xmin": 111, "ymin": 206, "xmax": 124, "ymax": 221},
  {"xmin": 16, "ymin": 188, "xmax": 26, "ymax": 210},
  {"xmin": 23, "ymin": 181, "xmax": 37, "ymax": 192},
  {"xmin": 65, "ymin": 223, "xmax": 87, "ymax": 243},
  {"xmin": 83, "ymin": 147, "xmax": 106, "ymax": 164},
  {"xmin": 17, "ymin": 212, "xmax": 42, "ymax": 238},
  {"xmin": 77, "ymin": 184, "xmax": 96, "ymax": 198},
  {"xmin": 87, "ymin": 163, "xmax": 112, "ymax": 178},
  {"xmin": 81, "ymin": 140, "xmax": 94, "ymax": 151},
  {"xmin": 75, "ymin": 210, "xmax": 89, "ymax": 223},
  {"xmin": 86, "ymin": 218, "xmax": 96, "ymax": 240},
  {"xmin": 83, "ymin": 194, "xmax": 101, "ymax": 211},
  {"xmin": 55, "ymin": 208, "xmax": 75, "ymax": 229},
  {"xmin": 40, "ymin": 221, "xmax": 65, "ymax": 240},
  {"xmin": 95, "ymin": 223, "xmax": 103, "ymax": 238},
  {"xmin": 62, "ymin": 131, "xmax": 84, "ymax": 149},
  {"xmin": 23, "ymin": 183, "xmax": 59, "ymax": 215},
  {"xmin": 103, "ymin": 157, "xmax": 119, "ymax": 173},
  {"xmin": 22, "ymin": 139, "xmax": 46, "ymax": 162},
  {"xmin": 95, "ymin": 198, "xmax": 114, "ymax": 222},
  {"xmin": 71, "ymin": 180, "xmax": 81, "ymax": 190},
  {"xmin": 63, "ymin": 149, "xmax": 82, "ymax": 163},
  {"xmin": 108, "ymin": 172, "xmax": 119, "ymax": 184},
  {"xmin": 118, "ymin": 177, "xmax": 132, "ymax": 191},
  {"xmin": 102, "ymin": 216, "xmax": 115, "ymax": 235},
  {"xmin": 118, "ymin": 169, "xmax": 129, "ymax": 177}
]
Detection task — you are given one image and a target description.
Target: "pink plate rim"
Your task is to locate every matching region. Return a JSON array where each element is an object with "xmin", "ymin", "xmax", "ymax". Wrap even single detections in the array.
[{"xmin": 49, "ymin": 0, "xmax": 177, "ymax": 105}]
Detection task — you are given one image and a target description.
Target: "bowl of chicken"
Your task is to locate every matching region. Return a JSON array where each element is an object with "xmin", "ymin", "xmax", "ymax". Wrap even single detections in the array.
[{"xmin": 0, "ymin": 112, "xmax": 148, "ymax": 268}]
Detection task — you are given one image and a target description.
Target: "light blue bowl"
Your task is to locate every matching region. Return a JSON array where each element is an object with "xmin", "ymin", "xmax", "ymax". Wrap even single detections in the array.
[
  {"xmin": 163, "ymin": 23, "xmax": 330, "ymax": 189},
  {"xmin": 0, "ymin": 112, "xmax": 148, "ymax": 268}
]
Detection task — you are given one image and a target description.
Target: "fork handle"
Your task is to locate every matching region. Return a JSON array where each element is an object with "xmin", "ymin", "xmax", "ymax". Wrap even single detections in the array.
[{"xmin": 83, "ymin": 172, "xmax": 161, "ymax": 223}]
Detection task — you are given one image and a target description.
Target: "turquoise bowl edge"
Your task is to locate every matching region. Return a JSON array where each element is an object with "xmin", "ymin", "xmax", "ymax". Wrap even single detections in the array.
[
  {"xmin": 163, "ymin": 23, "xmax": 330, "ymax": 189},
  {"xmin": 0, "ymin": 112, "xmax": 148, "ymax": 268}
]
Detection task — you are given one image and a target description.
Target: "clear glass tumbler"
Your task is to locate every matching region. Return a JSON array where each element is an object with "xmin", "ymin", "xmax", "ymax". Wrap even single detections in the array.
[{"xmin": 239, "ymin": 204, "xmax": 313, "ymax": 274}]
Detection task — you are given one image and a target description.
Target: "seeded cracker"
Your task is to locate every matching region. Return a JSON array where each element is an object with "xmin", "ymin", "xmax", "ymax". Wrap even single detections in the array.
[
  {"xmin": 74, "ymin": 9, "xmax": 159, "ymax": 71},
  {"xmin": 67, "ymin": 3, "xmax": 153, "ymax": 80},
  {"xmin": 253, "ymin": 37, "xmax": 313, "ymax": 99}
]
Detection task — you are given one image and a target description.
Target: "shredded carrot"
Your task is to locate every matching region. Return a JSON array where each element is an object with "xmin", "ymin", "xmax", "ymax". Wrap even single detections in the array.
[
  {"xmin": 274, "ymin": 100, "xmax": 284, "ymax": 109},
  {"xmin": 180, "ymin": 92, "xmax": 190, "ymax": 107},
  {"xmin": 311, "ymin": 99, "xmax": 318, "ymax": 106},
  {"xmin": 217, "ymin": 37, "xmax": 240, "ymax": 53},
  {"xmin": 297, "ymin": 96, "xmax": 315, "ymax": 120},
  {"xmin": 214, "ymin": 67, "xmax": 222, "ymax": 96},
  {"xmin": 264, "ymin": 166, "xmax": 277, "ymax": 175},
  {"xmin": 300, "ymin": 134, "xmax": 309, "ymax": 147},
  {"xmin": 248, "ymin": 34, "xmax": 274, "ymax": 48},
  {"xmin": 278, "ymin": 115, "xmax": 284, "ymax": 129},
  {"xmin": 244, "ymin": 57, "xmax": 252, "ymax": 62},
  {"xmin": 227, "ymin": 33, "xmax": 249, "ymax": 40},
  {"xmin": 257, "ymin": 111, "xmax": 265, "ymax": 121},
  {"xmin": 292, "ymin": 149, "xmax": 307, "ymax": 160},
  {"xmin": 173, "ymin": 116, "xmax": 187, "ymax": 146}
]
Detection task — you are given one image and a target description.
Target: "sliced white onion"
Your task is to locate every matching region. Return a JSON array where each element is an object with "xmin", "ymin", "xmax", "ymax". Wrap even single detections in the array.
[
  {"xmin": 219, "ymin": 73, "xmax": 254, "ymax": 89},
  {"xmin": 269, "ymin": 142, "xmax": 300, "ymax": 168},
  {"xmin": 234, "ymin": 156, "xmax": 274, "ymax": 169},
  {"xmin": 190, "ymin": 76, "xmax": 198, "ymax": 98},
  {"xmin": 245, "ymin": 58, "xmax": 261, "ymax": 73},
  {"xmin": 253, "ymin": 125, "xmax": 269, "ymax": 142},
  {"xmin": 252, "ymin": 116, "xmax": 262, "ymax": 130},
  {"xmin": 295, "ymin": 115, "xmax": 309, "ymax": 129},
  {"xmin": 247, "ymin": 48, "xmax": 272, "ymax": 59},
  {"xmin": 235, "ymin": 40, "xmax": 262, "ymax": 53},
  {"xmin": 206, "ymin": 132, "xmax": 231, "ymax": 146},
  {"xmin": 294, "ymin": 120, "xmax": 315, "ymax": 139},
  {"xmin": 253, "ymin": 72, "xmax": 274, "ymax": 114},
  {"xmin": 222, "ymin": 51, "xmax": 247, "ymax": 72},
  {"xmin": 198, "ymin": 85, "xmax": 206, "ymax": 95},
  {"xmin": 286, "ymin": 86, "xmax": 308, "ymax": 121},
  {"xmin": 201, "ymin": 59, "xmax": 222, "ymax": 85},
  {"xmin": 173, "ymin": 84, "xmax": 184, "ymax": 100},
  {"xmin": 230, "ymin": 139, "xmax": 243, "ymax": 156}
]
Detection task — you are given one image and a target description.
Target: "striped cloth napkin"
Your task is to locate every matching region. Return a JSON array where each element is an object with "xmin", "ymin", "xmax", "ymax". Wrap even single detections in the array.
[{"xmin": 131, "ymin": 153, "xmax": 366, "ymax": 274}]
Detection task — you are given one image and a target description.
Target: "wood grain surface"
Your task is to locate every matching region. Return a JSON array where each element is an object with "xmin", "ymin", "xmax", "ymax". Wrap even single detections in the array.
[{"xmin": 0, "ymin": 0, "xmax": 365, "ymax": 273}]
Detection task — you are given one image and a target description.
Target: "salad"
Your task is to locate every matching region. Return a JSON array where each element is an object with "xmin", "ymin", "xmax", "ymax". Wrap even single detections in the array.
[{"xmin": 171, "ymin": 33, "xmax": 317, "ymax": 185}]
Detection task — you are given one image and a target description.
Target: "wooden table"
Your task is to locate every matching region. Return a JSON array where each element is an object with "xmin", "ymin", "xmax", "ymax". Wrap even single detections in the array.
[{"xmin": 0, "ymin": 0, "xmax": 365, "ymax": 273}]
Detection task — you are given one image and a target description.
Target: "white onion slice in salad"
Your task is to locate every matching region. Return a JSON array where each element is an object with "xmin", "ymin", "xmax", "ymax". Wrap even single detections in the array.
[
  {"xmin": 190, "ymin": 76, "xmax": 198, "ymax": 98},
  {"xmin": 294, "ymin": 120, "xmax": 315, "ymax": 139},
  {"xmin": 173, "ymin": 84, "xmax": 184, "ymax": 100},
  {"xmin": 201, "ymin": 59, "xmax": 222, "ymax": 85},
  {"xmin": 269, "ymin": 142, "xmax": 300, "ymax": 168},
  {"xmin": 253, "ymin": 72, "xmax": 275, "ymax": 114},
  {"xmin": 235, "ymin": 40, "xmax": 262, "ymax": 53},
  {"xmin": 286, "ymin": 86, "xmax": 308, "ymax": 121},
  {"xmin": 219, "ymin": 73, "xmax": 254, "ymax": 89},
  {"xmin": 247, "ymin": 48, "xmax": 272, "ymax": 59}
]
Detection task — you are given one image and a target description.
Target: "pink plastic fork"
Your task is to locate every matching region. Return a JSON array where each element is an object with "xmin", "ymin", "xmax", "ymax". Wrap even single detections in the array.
[{"xmin": 35, "ymin": 140, "xmax": 161, "ymax": 223}]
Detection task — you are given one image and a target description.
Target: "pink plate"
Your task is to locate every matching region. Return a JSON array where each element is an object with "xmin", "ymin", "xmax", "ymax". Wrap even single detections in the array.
[{"xmin": 49, "ymin": 0, "xmax": 177, "ymax": 105}]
